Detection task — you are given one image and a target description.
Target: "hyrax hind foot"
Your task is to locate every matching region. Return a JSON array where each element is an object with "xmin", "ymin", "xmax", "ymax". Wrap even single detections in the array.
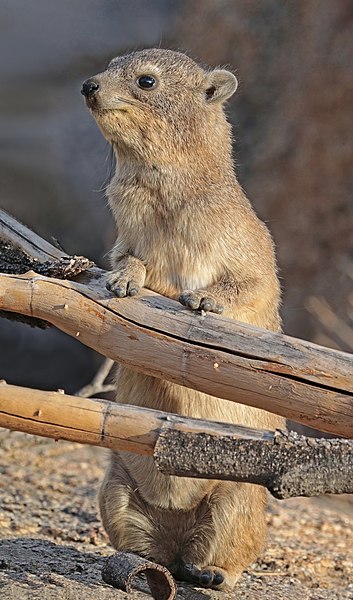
[
  {"xmin": 179, "ymin": 289, "xmax": 224, "ymax": 314},
  {"xmin": 106, "ymin": 255, "xmax": 146, "ymax": 298},
  {"xmin": 171, "ymin": 561, "xmax": 237, "ymax": 590}
]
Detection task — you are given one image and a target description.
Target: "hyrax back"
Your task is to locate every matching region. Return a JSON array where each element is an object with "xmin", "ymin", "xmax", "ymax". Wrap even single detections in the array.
[{"xmin": 82, "ymin": 48, "xmax": 284, "ymax": 590}]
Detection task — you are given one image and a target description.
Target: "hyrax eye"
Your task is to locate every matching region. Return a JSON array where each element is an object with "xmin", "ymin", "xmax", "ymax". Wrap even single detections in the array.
[{"xmin": 137, "ymin": 75, "xmax": 157, "ymax": 90}]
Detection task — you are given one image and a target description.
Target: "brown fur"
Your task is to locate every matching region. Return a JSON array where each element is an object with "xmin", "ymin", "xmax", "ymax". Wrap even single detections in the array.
[{"xmin": 83, "ymin": 48, "xmax": 284, "ymax": 590}]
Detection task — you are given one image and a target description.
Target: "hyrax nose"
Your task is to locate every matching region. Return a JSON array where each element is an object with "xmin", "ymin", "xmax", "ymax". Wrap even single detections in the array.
[{"xmin": 81, "ymin": 79, "xmax": 100, "ymax": 97}]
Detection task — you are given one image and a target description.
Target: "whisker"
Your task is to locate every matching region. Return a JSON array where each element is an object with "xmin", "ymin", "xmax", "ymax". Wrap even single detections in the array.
[
  {"xmin": 113, "ymin": 95, "xmax": 148, "ymax": 109},
  {"xmin": 96, "ymin": 143, "xmax": 116, "ymax": 193}
]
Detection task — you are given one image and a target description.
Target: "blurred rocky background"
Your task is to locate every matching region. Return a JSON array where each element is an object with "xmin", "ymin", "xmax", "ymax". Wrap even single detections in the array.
[{"xmin": 1, "ymin": 0, "xmax": 352, "ymax": 395}]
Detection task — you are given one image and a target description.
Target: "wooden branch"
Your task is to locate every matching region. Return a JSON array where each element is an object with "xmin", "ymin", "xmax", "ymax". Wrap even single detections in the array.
[
  {"xmin": 102, "ymin": 552, "xmax": 176, "ymax": 599},
  {"xmin": 0, "ymin": 382, "xmax": 272, "ymax": 457},
  {"xmin": 0, "ymin": 382, "xmax": 162, "ymax": 456},
  {"xmin": 306, "ymin": 295, "xmax": 353, "ymax": 352},
  {"xmin": 1, "ymin": 382, "xmax": 353, "ymax": 499},
  {"xmin": 0, "ymin": 210, "xmax": 77, "ymax": 262},
  {"xmin": 1, "ymin": 209, "xmax": 353, "ymax": 436}
]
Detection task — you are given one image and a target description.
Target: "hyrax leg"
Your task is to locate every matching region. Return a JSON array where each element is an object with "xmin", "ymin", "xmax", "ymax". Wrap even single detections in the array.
[
  {"xmin": 170, "ymin": 481, "xmax": 267, "ymax": 590},
  {"xmin": 100, "ymin": 458, "xmax": 266, "ymax": 591},
  {"xmin": 106, "ymin": 253, "xmax": 146, "ymax": 297}
]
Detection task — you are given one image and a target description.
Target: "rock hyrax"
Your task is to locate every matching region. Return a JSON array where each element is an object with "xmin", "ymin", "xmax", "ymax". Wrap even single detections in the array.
[{"xmin": 82, "ymin": 48, "xmax": 284, "ymax": 590}]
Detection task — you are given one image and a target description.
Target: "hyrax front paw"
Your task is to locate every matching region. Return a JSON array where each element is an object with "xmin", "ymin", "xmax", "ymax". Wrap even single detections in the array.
[
  {"xmin": 179, "ymin": 289, "xmax": 224, "ymax": 314},
  {"xmin": 106, "ymin": 261, "xmax": 146, "ymax": 298}
]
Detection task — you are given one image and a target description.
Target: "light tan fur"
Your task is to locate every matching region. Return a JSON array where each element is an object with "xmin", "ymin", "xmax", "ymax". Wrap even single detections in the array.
[{"xmin": 82, "ymin": 48, "xmax": 284, "ymax": 590}]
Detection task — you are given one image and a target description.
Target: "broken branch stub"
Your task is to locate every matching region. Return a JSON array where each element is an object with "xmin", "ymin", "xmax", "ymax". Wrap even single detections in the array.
[
  {"xmin": 0, "ymin": 239, "xmax": 93, "ymax": 279},
  {"xmin": 0, "ymin": 236, "xmax": 93, "ymax": 328},
  {"xmin": 102, "ymin": 551, "xmax": 176, "ymax": 600}
]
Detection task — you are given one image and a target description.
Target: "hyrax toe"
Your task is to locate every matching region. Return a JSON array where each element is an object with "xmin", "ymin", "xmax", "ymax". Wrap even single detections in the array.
[
  {"xmin": 179, "ymin": 290, "xmax": 200, "ymax": 310},
  {"xmin": 198, "ymin": 565, "xmax": 235, "ymax": 590},
  {"xmin": 199, "ymin": 297, "xmax": 224, "ymax": 314}
]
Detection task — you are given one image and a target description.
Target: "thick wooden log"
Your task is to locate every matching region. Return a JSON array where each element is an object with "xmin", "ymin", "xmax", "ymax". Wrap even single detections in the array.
[
  {"xmin": 1, "ymin": 209, "xmax": 353, "ymax": 436},
  {"xmin": 1, "ymin": 383, "xmax": 353, "ymax": 499}
]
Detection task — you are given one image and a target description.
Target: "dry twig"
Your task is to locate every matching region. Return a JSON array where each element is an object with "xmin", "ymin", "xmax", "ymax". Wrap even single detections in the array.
[
  {"xmin": 306, "ymin": 295, "xmax": 353, "ymax": 352},
  {"xmin": 75, "ymin": 358, "xmax": 115, "ymax": 398}
]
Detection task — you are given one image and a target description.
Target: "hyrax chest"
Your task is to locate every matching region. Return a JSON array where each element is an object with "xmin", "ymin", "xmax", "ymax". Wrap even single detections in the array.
[{"xmin": 109, "ymin": 174, "xmax": 221, "ymax": 298}]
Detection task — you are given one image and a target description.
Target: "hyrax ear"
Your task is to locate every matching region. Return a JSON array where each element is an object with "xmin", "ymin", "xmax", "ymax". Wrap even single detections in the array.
[{"xmin": 204, "ymin": 69, "xmax": 238, "ymax": 104}]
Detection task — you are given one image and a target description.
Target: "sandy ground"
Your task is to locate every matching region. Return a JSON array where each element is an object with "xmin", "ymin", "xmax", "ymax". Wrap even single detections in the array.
[{"xmin": 0, "ymin": 429, "xmax": 352, "ymax": 600}]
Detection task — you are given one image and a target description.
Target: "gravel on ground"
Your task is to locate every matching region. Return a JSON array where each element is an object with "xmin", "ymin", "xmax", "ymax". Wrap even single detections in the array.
[{"xmin": 1, "ymin": 430, "xmax": 352, "ymax": 599}]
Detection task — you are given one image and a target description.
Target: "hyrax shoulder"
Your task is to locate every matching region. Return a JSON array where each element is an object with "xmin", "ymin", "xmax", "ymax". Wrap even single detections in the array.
[{"xmin": 82, "ymin": 49, "xmax": 284, "ymax": 591}]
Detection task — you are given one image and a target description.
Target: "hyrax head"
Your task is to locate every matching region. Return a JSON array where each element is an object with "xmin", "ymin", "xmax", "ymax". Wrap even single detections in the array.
[{"xmin": 81, "ymin": 48, "xmax": 237, "ymax": 164}]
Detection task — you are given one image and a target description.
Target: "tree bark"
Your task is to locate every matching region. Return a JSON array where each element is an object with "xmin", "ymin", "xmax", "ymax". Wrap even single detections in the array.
[
  {"xmin": 154, "ymin": 428, "xmax": 353, "ymax": 499},
  {"xmin": 1, "ymin": 209, "xmax": 353, "ymax": 436}
]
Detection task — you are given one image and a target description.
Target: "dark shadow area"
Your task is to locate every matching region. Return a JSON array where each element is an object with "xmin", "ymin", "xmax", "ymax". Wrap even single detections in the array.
[
  {"xmin": 0, "ymin": 538, "xmax": 107, "ymax": 588},
  {"xmin": 0, "ymin": 538, "xmax": 211, "ymax": 599}
]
